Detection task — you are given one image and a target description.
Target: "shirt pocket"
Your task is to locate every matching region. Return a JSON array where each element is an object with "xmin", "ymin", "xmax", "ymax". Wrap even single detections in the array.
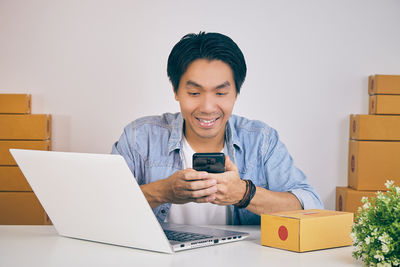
[{"xmin": 144, "ymin": 157, "xmax": 180, "ymax": 183}]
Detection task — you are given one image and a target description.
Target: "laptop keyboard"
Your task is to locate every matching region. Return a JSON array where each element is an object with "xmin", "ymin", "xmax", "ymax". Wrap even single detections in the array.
[{"xmin": 163, "ymin": 230, "xmax": 213, "ymax": 242}]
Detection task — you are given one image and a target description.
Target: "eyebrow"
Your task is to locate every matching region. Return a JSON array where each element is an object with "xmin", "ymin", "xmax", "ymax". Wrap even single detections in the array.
[
  {"xmin": 215, "ymin": 81, "xmax": 231, "ymax": 89},
  {"xmin": 186, "ymin": 80, "xmax": 231, "ymax": 90}
]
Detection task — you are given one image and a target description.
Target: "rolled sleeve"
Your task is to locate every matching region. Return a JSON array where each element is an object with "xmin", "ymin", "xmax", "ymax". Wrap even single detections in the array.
[
  {"xmin": 290, "ymin": 188, "xmax": 324, "ymax": 209},
  {"xmin": 264, "ymin": 129, "xmax": 324, "ymax": 210}
]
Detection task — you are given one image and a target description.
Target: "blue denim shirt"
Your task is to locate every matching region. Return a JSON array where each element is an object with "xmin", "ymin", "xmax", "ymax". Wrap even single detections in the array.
[{"xmin": 111, "ymin": 112, "xmax": 323, "ymax": 225}]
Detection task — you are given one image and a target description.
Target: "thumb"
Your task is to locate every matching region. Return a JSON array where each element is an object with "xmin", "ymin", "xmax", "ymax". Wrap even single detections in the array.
[{"xmin": 225, "ymin": 156, "xmax": 238, "ymax": 172}]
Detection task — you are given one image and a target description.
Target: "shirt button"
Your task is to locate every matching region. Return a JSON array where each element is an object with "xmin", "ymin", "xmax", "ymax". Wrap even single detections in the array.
[{"xmin": 161, "ymin": 209, "xmax": 166, "ymax": 214}]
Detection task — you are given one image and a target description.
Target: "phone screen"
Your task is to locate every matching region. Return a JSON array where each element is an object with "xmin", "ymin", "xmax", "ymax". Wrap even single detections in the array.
[{"xmin": 192, "ymin": 153, "xmax": 225, "ymax": 173}]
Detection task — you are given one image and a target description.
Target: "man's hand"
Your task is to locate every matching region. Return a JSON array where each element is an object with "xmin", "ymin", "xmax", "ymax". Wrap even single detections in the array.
[
  {"xmin": 164, "ymin": 169, "xmax": 217, "ymax": 204},
  {"xmin": 209, "ymin": 156, "xmax": 246, "ymax": 206}
]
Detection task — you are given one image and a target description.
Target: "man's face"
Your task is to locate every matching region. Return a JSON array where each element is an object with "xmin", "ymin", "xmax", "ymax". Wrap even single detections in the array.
[{"xmin": 175, "ymin": 59, "xmax": 237, "ymax": 144}]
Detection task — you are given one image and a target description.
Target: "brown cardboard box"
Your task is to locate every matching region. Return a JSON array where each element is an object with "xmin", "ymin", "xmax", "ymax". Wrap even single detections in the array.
[
  {"xmin": 369, "ymin": 95, "xmax": 400, "ymax": 115},
  {"xmin": 261, "ymin": 209, "xmax": 353, "ymax": 252},
  {"xmin": 0, "ymin": 192, "xmax": 51, "ymax": 225},
  {"xmin": 0, "ymin": 166, "xmax": 32, "ymax": 191},
  {"xmin": 0, "ymin": 94, "xmax": 31, "ymax": 114},
  {"xmin": 336, "ymin": 187, "xmax": 378, "ymax": 214},
  {"xmin": 348, "ymin": 140, "xmax": 400, "ymax": 190},
  {"xmin": 0, "ymin": 140, "xmax": 51, "ymax": 165},
  {"xmin": 0, "ymin": 114, "xmax": 51, "ymax": 140},
  {"xmin": 350, "ymin": 114, "xmax": 400, "ymax": 141},
  {"xmin": 369, "ymin": 74, "xmax": 400, "ymax": 95}
]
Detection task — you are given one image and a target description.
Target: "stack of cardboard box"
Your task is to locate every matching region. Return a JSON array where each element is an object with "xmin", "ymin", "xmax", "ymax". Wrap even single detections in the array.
[
  {"xmin": 0, "ymin": 94, "xmax": 52, "ymax": 224},
  {"xmin": 336, "ymin": 75, "xmax": 400, "ymax": 214}
]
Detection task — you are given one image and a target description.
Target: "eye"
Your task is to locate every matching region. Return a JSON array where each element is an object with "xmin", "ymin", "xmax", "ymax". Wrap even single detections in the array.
[
  {"xmin": 188, "ymin": 92, "xmax": 200, "ymax": 96},
  {"xmin": 216, "ymin": 92, "xmax": 228, "ymax": 96}
]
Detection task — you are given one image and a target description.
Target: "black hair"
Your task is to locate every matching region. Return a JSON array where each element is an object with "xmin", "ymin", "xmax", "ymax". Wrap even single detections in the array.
[{"xmin": 167, "ymin": 32, "xmax": 247, "ymax": 94}]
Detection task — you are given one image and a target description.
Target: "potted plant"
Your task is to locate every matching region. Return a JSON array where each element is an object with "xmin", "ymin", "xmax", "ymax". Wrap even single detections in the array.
[{"xmin": 351, "ymin": 180, "xmax": 400, "ymax": 266}]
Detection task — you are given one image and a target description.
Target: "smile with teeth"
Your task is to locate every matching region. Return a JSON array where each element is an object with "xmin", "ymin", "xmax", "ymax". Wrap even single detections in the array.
[
  {"xmin": 199, "ymin": 118, "xmax": 216, "ymax": 123},
  {"xmin": 196, "ymin": 117, "xmax": 219, "ymax": 127}
]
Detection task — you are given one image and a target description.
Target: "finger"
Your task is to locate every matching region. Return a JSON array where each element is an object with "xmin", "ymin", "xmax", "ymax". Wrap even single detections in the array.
[
  {"xmin": 224, "ymin": 155, "xmax": 229, "ymax": 169},
  {"xmin": 194, "ymin": 194, "xmax": 216, "ymax": 203},
  {"xmin": 182, "ymin": 170, "xmax": 208, "ymax": 181},
  {"xmin": 225, "ymin": 156, "xmax": 239, "ymax": 172},
  {"xmin": 206, "ymin": 172, "xmax": 225, "ymax": 183},
  {"xmin": 185, "ymin": 185, "xmax": 217, "ymax": 198},
  {"xmin": 211, "ymin": 199, "xmax": 221, "ymax": 205},
  {"xmin": 186, "ymin": 179, "xmax": 217, "ymax": 191}
]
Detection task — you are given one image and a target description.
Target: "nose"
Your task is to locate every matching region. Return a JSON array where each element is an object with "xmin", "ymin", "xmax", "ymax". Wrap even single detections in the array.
[{"xmin": 199, "ymin": 93, "xmax": 217, "ymax": 114}]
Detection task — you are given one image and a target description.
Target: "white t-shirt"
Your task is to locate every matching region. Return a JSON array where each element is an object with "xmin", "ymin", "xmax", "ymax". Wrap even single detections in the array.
[{"xmin": 166, "ymin": 136, "xmax": 227, "ymax": 225}]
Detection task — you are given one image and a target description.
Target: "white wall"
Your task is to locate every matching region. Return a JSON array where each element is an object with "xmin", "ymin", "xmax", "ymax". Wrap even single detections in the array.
[{"xmin": 1, "ymin": 0, "xmax": 400, "ymax": 209}]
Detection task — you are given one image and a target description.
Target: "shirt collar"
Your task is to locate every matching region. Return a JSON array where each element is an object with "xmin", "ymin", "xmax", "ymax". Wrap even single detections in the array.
[
  {"xmin": 226, "ymin": 116, "xmax": 243, "ymax": 152},
  {"xmin": 167, "ymin": 113, "xmax": 184, "ymax": 153}
]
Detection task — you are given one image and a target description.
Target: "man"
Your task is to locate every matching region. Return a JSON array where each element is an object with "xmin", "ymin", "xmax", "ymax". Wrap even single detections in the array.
[{"xmin": 112, "ymin": 32, "xmax": 323, "ymax": 225}]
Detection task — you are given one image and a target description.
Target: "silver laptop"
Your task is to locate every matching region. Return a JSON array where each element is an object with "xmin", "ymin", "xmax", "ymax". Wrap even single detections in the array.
[{"xmin": 10, "ymin": 149, "xmax": 248, "ymax": 253}]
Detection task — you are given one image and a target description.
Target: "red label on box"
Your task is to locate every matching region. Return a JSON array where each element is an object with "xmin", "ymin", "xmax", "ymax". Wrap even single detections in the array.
[{"xmin": 278, "ymin": 225, "xmax": 288, "ymax": 241}]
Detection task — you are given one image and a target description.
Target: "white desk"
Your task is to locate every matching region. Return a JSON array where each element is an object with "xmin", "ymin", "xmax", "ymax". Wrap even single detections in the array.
[{"xmin": 0, "ymin": 225, "xmax": 362, "ymax": 267}]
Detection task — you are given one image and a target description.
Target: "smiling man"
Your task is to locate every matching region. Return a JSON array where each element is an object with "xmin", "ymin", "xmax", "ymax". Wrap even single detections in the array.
[{"xmin": 112, "ymin": 32, "xmax": 323, "ymax": 225}]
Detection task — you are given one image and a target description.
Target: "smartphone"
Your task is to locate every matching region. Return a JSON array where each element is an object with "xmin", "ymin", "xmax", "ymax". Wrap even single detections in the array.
[{"xmin": 192, "ymin": 152, "xmax": 225, "ymax": 173}]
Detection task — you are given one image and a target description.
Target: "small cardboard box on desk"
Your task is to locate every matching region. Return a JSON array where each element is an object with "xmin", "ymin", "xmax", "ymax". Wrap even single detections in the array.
[{"xmin": 261, "ymin": 209, "xmax": 353, "ymax": 252}]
